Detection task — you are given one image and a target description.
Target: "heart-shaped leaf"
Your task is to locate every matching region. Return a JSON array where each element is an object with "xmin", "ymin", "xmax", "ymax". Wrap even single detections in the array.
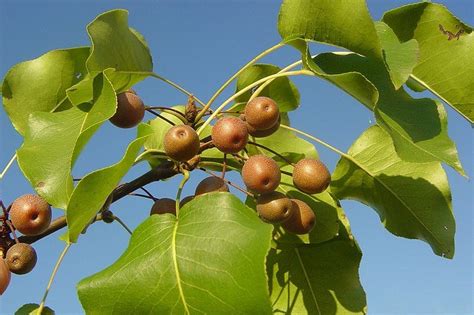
[
  {"xmin": 17, "ymin": 73, "xmax": 116, "ymax": 209},
  {"xmin": 77, "ymin": 193, "xmax": 273, "ymax": 313},
  {"xmin": 2, "ymin": 47, "xmax": 89, "ymax": 135},
  {"xmin": 332, "ymin": 125, "xmax": 455, "ymax": 258},
  {"xmin": 383, "ymin": 2, "xmax": 474, "ymax": 123},
  {"xmin": 86, "ymin": 9, "xmax": 153, "ymax": 91}
]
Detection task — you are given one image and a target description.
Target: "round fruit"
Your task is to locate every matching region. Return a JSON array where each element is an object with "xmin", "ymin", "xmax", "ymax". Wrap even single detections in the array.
[
  {"xmin": 164, "ymin": 125, "xmax": 200, "ymax": 162},
  {"xmin": 9, "ymin": 194, "xmax": 52, "ymax": 236},
  {"xmin": 211, "ymin": 117, "xmax": 249, "ymax": 153},
  {"xmin": 150, "ymin": 198, "xmax": 176, "ymax": 216},
  {"xmin": 6, "ymin": 243, "xmax": 37, "ymax": 275},
  {"xmin": 0, "ymin": 259, "xmax": 10, "ymax": 295},
  {"xmin": 244, "ymin": 96, "xmax": 280, "ymax": 130},
  {"xmin": 195, "ymin": 177, "xmax": 229, "ymax": 196},
  {"xmin": 256, "ymin": 192, "xmax": 293, "ymax": 223},
  {"xmin": 179, "ymin": 195, "xmax": 194, "ymax": 208},
  {"xmin": 282, "ymin": 199, "xmax": 316, "ymax": 234},
  {"xmin": 109, "ymin": 91, "xmax": 145, "ymax": 128},
  {"xmin": 293, "ymin": 158, "xmax": 331, "ymax": 194},
  {"xmin": 242, "ymin": 155, "xmax": 281, "ymax": 193},
  {"xmin": 246, "ymin": 117, "xmax": 280, "ymax": 138}
]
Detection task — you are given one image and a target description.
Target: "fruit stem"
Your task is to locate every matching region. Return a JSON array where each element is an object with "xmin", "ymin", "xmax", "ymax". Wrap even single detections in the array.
[
  {"xmin": 150, "ymin": 73, "xmax": 207, "ymax": 107},
  {"xmin": 145, "ymin": 106, "xmax": 187, "ymax": 123},
  {"xmin": 195, "ymin": 42, "xmax": 285, "ymax": 123},
  {"xmin": 197, "ymin": 70, "xmax": 313, "ymax": 135},
  {"xmin": 140, "ymin": 187, "xmax": 157, "ymax": 201},
  {"xmin": 37, "ymin": 243, "xmax": 72, "ymax": 315},
  {"xmin": 247, "ymin": 141, "xmax": 295, "ymax": 166},
  {"xmin": 221, "ymin": 154, "xmax": 227, "ymax": 179},
  {"xmin": 176, "ymin": 170, "xmax": 190, "ymax": 217},
  {"xmin": 5, "ymin": 220, "xmax": 19, "ymax": 244},
  {"xmin": 280, "ymin": 124, "xmax": 347, "ymax": 157},
  {"xmin": 146, "ymin": 109, "xmax": 177, "ymax": 126},
  {"xmin": 199, "ymin": 168, "xmax": 254, "ymax": 197},
  {"xmin": 128, "ymin": 193, "xmax": 156, "ymax": 200},
  {"xmin": 113, "ymin": 215, "xmax": 133, "ymax": 235},
  {"xmin": 0, "ymin": 153, "xmax": 17, "ymax": 180}
]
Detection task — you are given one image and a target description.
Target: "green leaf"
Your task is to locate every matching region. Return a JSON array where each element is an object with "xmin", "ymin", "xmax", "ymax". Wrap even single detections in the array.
[
  {"xmin": 313, "ymin": 52, "xmax": 464, "ymax": 176},
  {"xmin": 332, "ymin": 125, "xmax": 455, "ymax": 258},
  {"xmin": 66, "ymin": 126, "xmax": 151, "ymax": 243},
  {"xmin": 288, "ymin": 40, "xmax": 379, "ymax": 110},
  {"xmin": 17, "ymin": 73, "xmax": 116, "ymax": 209},
  {"xmin": 2, "ymin": 47, "xmax": 89, "ymax": 135},
  {"xmin": 278, "ymin": 0, "xmax": 382, "ymax": 59},
  {"xmin": 383, "ymin": 2, "xmax": 474, "ymax": 123},
  {"xmin": 86, "ymin": 9, "xmax": 153, "ymax": 91},
  {"xmin": 375, "ymin": 22, "xmax": 419, "ymax": 89},
  {"xmin": 268, "ymin": 232, "xmax": 366, "ymax": 314},
  {"xmin": 15, "ymin": 304, "xmax": 54, "ymax": 315},
  {"xmin": 235, "ymin": 64, "xmax": 300, "ymax": 112},
  {"xmin": 77, "ymin": 193, "xmax": 273, "ymax": 314}
]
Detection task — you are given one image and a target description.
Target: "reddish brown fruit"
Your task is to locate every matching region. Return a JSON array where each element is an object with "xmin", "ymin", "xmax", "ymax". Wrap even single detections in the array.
[
  {"xmin": 109, "ymin": 91, "xmax": 145, "ymax": 128},
  {"xmin": 244, "ymin": 96, "xmax": 280, "ymax": 130},
  {"xmin": 195, "ymin": 177, "xmax": 229, "ymax": 196},
  {"xmin": 242, "ymin": 155, "xmax": 281, "ymax": 193},
  {"xmin": 164, "ymin": 125, "xmax": 200, "ymax": 162},
  {"xmin": 150, "ymin": 198, "xmax": 176, "ymax": 216},
  {"xmin": 0, "ymin": 259, "xmax": 10, "ymax": 295},
  {"xmin": 282, "ymin": 199, "xmax": 316, "ymax": 234},
  {"xmin": 256, "ymin": 192, "xmax": 293, "ymax": 223},
  {"xmin": 9, "ymin": 194, "xmax": 52, "ymax": 236},
  {"xmin": 293, "ymin": 158, "xmax": 331, "ymax": 194},
  {"xmin": 211, "ymin": 117, "xmax": 249, "ymax": 153},
  {"xmin": 6, "ymin": 243, "xmax": 37, "ymax": 275}
]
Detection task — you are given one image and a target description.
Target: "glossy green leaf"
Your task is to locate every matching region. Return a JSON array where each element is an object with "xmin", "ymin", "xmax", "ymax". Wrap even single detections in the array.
[
  {"xmin": 235, "ymin": 64, "xmax": 300, "ymax": 112},
  {"xmin": 383, "ymin": 2, "xmax": 474, "ymax": 123},
  {"xmin": 314, "ymin": 52, "xmax": 464, "ymax": 176},
  {"xmin": 86, "ymin": 9, "xmax": 153, "ymax": 91},
  {"xmin": 2, "ymin": 47, "xmax": 89, "ymax": 135},
  {"xmin": 375, "ymin": 22, "xmax": 419, "ymax": 89},
  {"xmin": 289, "ymin": 40, "xmax": 379, "ymax": 110},
  {"xmin": 78, "ymin": 193, "xmax": 273, "ymax": 314},
  {"xmin": 332, "ymin": 125, "xmax": 455, "ymax": 258},
  {"xmin": 17, "ymin": 73, "xmax": 116, "ymax": 209},
  {"xmin": 15, "ymin": 304, "xmax": 54, "ymax": 315},
  {"xmin": 278, "ymin": 0, "xmax": 382, "ymax": 59},
  {"xmin": 66, "ymin": 126, "xmax": 151, "ymax": 243},
  {"xmin": 268, "ymin": 231, "xmax": 366, "ymax": 314}
]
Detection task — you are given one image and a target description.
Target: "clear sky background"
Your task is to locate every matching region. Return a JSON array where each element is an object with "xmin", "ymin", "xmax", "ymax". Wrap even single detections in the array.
[{"xmin": 0, "ymin": 0, "xmax": 472, "ymax": 314}]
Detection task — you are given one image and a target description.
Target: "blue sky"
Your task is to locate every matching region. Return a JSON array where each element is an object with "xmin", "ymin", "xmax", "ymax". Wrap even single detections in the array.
[{"xmin": 0, "ymin": 0, "xmax": 472, "ymax": 314}]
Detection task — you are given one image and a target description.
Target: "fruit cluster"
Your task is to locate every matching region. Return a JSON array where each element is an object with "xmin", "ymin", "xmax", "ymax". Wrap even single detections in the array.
[
  {"xmin": 155, "ymin": 95, "xmax": 331, "ymax": 236},
  {"xmin": 1, "ymin": 194, "xmax": 52, "ymax": 295}
]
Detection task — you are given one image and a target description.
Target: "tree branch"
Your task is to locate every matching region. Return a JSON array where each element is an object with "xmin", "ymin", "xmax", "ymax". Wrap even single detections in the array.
[{"xmin": 18, "ymin": 162, "xmax": 178, "ymax": 244}]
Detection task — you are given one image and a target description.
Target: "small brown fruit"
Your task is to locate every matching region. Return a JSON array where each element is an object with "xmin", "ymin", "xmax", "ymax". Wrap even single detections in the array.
[
  {"xmin": 0, "ymin": 259, "xmax": 10, "ymax": 295},
  {"xmin": 211, "ymin": 117, "xmax": 249, "ymax": 153},
  {"xmin": 244, "ymin": 96, "xmax": 280, "ymax": 130},
  {"xmin": 293, "ymin": 158, "xmax": 331, "ymax": 194},
  {"xmin": 109, "ymin": 91, "xmax": 145, "ymax": 128},
  {"xmin": 282, "ymin": 199, "xmax": 316, "ymax": 234},
  {"xmin": 164, "ymin": 125, "xmax": 200, "ymax": 162},
  {"xmin": 150, "ymin": 198, "xmax": 176, "ymax": 216},
  {"xmin": 9, "ymin": 194, "xmax": 52, "ymax": 236},
  {"xmin": 195, "ymin": 177, "xmax": 229, "ymax": 196},
  {"xmin": 256, "ymin": 192, "xmax": 293, "ymax": 223},
  {"xmin": 242, "ymin": 155, "xmax": 281, "ymax": 193},
  {"xmin": 6, "ymin": 243, "xmax": 37, "ymax": 275}
]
